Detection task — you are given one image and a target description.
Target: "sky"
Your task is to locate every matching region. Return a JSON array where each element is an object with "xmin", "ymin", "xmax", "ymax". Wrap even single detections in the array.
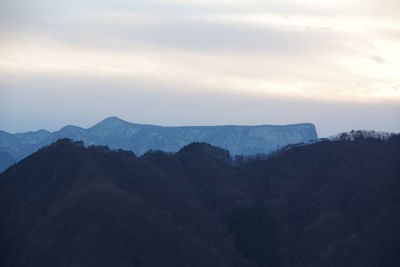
[{"xmin": 0, "ymin": 0, "xmax": 399, "ymax": 137}]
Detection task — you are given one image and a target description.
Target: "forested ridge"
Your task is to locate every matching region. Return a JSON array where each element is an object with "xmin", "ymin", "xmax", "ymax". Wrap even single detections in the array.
[{"xmin": 1, "ymin": 134, "xmax": 399, "ymax": 267}]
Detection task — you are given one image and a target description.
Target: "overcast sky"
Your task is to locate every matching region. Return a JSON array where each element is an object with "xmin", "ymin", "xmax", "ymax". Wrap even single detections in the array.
[{"xmin": 0, "ymin": 0, "xmax": 399, "ymax": 136}]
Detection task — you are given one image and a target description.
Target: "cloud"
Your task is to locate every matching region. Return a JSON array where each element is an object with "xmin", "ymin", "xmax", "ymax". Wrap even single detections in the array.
[
  {"xmin": 1, "ymin": 33, "xmax": 399, "ymax": 103},
  {"xmin": 1, "ymin": 72, "xmax": 400, "ymax": 136},
  {"xmin": 0, "ymin": 0, "xmax": 399, "ymax": 134}
]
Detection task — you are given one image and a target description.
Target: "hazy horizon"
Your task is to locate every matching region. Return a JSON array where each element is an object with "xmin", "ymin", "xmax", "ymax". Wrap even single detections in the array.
[{"xmin": 1, "ymin": 0, "xmax": 399, "ymax": 137}]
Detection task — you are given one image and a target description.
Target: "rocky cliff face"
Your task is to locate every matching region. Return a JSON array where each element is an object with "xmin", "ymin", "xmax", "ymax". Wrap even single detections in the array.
[{"xmin": 0, "ymin": 117, "xmax": 318, "ymax": 171}]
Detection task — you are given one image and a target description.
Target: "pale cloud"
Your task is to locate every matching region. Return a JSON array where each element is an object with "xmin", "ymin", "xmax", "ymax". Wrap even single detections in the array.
[{"xmin": 0, "ymin": 0, "xmax": 399, "ymax": 135}]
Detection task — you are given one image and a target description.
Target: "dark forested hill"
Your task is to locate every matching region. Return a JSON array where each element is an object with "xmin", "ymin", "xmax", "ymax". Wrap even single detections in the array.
[
  {"xmin": 235, "ymin": 134, "xmax": 400, "ymax": 267},
  {"xmin": 0, "ymin": 140, "xmax": 259, "ymax": 267},
  {"xmin": 0, "ymin": 134, "xmax": 399, "ymax": 267}
]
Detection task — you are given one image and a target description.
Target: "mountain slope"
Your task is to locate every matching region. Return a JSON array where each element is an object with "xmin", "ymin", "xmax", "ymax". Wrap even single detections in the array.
[
  {"xmin": 0, "ymin": 140, "xmax": 257, "ymax": 267},
  {"xmin": 235, "ymin": 134, "xmax": 400, "ymax": 267},
  {"xmin": 0, "ymin": 117, "xmax": 318, "ymax": 172},
  {"xmin": 1, "ymin": 134, "xmax": 399, "ymax": 267}
]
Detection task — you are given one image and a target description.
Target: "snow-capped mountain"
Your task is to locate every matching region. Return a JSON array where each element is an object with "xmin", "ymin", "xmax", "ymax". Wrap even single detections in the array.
[{"xmin": 0, "ymin": 117, "xmax": 318, "ymax": 171}]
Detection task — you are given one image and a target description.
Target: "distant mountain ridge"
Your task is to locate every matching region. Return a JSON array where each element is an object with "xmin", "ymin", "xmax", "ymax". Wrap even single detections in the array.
[{"xmin": 0, "ymin": 117, "xmax": 318, "ymax": 171}]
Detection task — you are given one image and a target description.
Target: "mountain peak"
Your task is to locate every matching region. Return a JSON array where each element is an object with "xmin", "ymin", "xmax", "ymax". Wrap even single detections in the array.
[
  {"xmin": 101, "ymin": 116, "xmax": 127, "ymax": 124},
  {"xmin": 104, "ymin": 116, "xmax": 124, "ymax": 121},
  {"xmin": 90, "ymin": 116, "xmax": 130, "ymax": 129}
]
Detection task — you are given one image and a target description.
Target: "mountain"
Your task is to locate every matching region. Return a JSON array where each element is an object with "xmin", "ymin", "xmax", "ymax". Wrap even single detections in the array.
[
  {"xmin": 1, "ymin": 134, "xmax": 399, "ymax": 267},
  {"xmin": 235, "ymin": 134, "xmax": 400, "ymax": 267},
  {"xmin": 0, "ymin": 117, "xmax": 318, "ymax": 172},
  {"xmin": 0, "ymin": 139, "xmax": 261, "ymax": 267}
]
